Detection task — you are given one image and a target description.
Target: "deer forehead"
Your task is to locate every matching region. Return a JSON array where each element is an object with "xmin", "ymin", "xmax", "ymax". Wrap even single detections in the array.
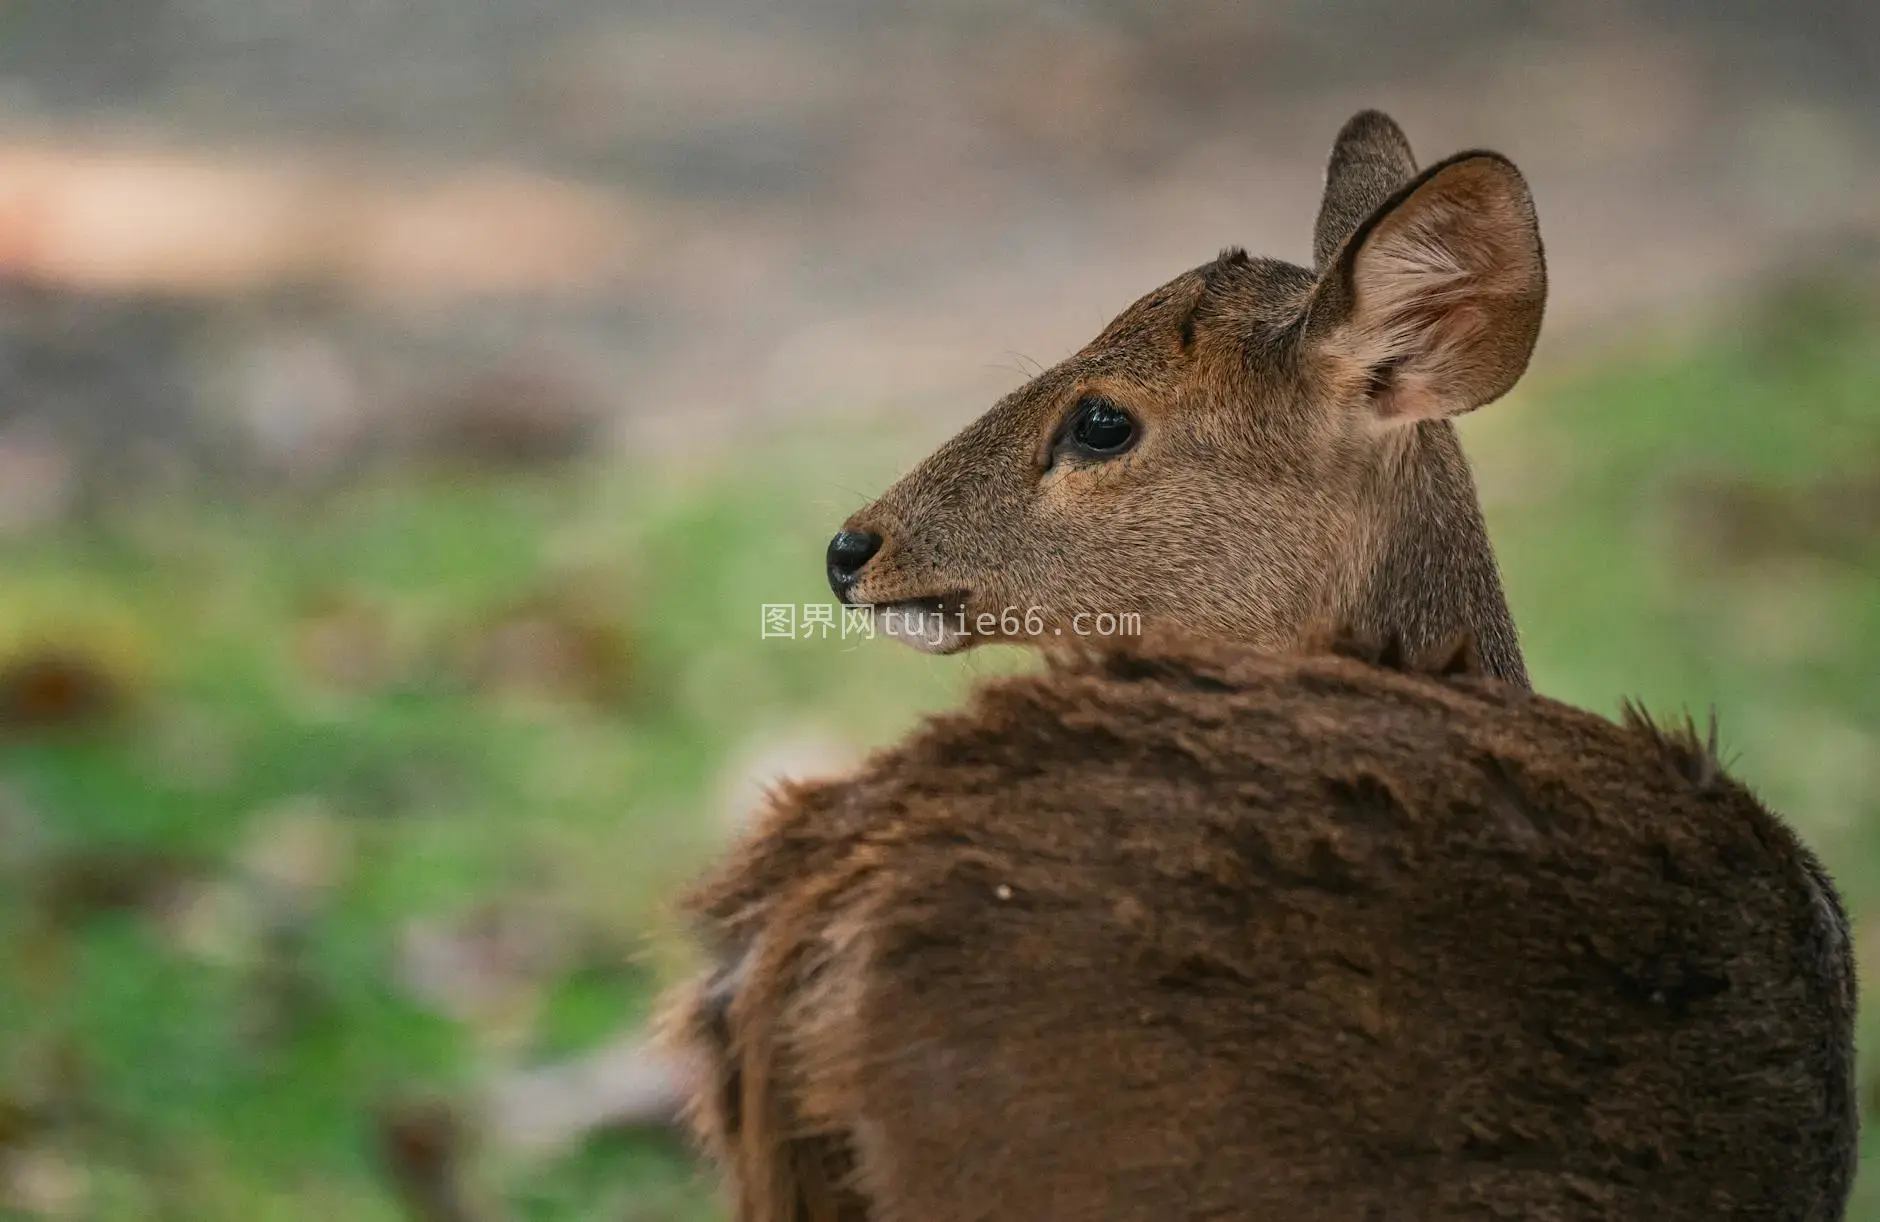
[{"xmin": 934, "ymin": 259, "xmax": 1325, "ymax": 464}]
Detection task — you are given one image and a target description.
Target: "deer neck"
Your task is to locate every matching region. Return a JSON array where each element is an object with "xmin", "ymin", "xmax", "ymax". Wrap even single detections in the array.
[{"xmin": 1345, "ymin": 420, "xmax": 1529, "ymax": 687}]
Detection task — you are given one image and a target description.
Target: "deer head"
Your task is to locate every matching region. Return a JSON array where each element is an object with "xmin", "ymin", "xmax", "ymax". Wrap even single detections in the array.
[{"xmin": 826, "ymin": 110, "xmax": 1544, "ymax": 686}]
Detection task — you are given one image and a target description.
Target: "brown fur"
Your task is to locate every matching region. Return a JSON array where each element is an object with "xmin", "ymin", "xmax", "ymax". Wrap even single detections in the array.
[
  {"xmin": 836, "ymin": 110, "xmax": 1539, "ymax": 685},
  {"xmin": 666, "ymin": 635, "xmax": 1855, "ymax": 1221}
]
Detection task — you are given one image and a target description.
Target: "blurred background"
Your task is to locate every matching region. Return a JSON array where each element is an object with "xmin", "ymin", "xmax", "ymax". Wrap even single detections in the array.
[{"xmin": 0, "ymin": 1, "xmax": 1875, "ymax": 1218}]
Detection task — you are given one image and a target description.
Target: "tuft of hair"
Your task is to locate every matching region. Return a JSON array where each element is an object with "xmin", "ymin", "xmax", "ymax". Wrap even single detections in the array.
[
  {"xmin": 1318, "ymin": 626, "xmax": 1487, "ymax": 681},
  {"xmin": 1619, "ymin": 701, "xmax": 1726, "ymax": 793}
]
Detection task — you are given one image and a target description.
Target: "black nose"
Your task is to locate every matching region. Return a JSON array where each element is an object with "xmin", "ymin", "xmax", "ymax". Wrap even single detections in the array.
[{"xmin": 826, "ymin": 529, "xmax": 882, "ymax": 599}]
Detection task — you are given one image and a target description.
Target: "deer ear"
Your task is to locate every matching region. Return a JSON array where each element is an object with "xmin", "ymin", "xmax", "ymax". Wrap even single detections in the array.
[
  {"xmin": 1307, "ymin": 151, "xmax": 1546, "ymax": 425},
  {"xmin": 1313, "ymin": 110, "xmax": 1418, "ymax": 272}
]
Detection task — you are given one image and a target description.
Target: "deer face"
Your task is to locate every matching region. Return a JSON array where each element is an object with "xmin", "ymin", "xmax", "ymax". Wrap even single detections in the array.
[{"xmin": 829, "ymin": 113, "xmax": 1545, "ymax": 655}]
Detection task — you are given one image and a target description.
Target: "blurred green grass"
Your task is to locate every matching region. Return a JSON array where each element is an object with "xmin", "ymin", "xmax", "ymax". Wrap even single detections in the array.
[{"xmin": 0, "ymin": 280, "xmax": 1876, "ymax": 1220}]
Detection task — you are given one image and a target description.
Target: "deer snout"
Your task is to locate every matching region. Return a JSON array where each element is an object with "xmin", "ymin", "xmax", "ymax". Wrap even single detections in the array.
[{"xmin": 826, "ymin": 529, "xmax": 883, "ymax": 601}]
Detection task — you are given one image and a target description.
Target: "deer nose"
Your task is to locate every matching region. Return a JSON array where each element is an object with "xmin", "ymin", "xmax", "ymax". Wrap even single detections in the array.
[{"xmin": 826, "ymin": 529, "xmax": 883, "ymax": 600}]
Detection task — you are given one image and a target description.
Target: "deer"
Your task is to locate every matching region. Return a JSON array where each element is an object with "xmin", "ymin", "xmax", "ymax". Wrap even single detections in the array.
[{"xmin": 657, "ymin": 112, "xmax": 1858, "ymax": 1221}]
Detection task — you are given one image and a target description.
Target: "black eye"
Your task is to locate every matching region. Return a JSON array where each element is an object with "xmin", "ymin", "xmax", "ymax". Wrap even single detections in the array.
[{"xmin": 1066, "ymin": 397, "xmax": 1137, "ymax": 457}]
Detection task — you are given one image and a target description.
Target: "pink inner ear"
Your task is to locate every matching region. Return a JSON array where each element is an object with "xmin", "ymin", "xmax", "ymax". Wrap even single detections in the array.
[
  {"xmin": 1362, "ymin": 355, "xmax": 1412, "ymax": 419},
  {"xmin": 1358, "ymin": 300, "xmax": 1494, "ymax": 422},
  {"xmin": 1342, "ymin": 175, "xmax": 1537, "ymax": 422},
  {"xmin": 1370, "ymin": 374, "xmax": 1413, "ymax": 421},
  {"xmin": 1367, "ymin": 357, "xmax": 1433, "ymax": 422}
]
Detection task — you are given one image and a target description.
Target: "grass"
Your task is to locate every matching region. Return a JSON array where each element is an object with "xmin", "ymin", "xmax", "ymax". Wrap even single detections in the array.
[{"xmin": 0, "ymin": 280, "xmax": 1876, "ymax": 1219}]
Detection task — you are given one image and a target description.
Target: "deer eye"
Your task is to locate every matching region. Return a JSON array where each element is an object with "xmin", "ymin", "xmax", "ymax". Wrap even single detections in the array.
[{"xmin": 1064, "ymin": 397, "xmax": 1137, "ymax": 458}]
